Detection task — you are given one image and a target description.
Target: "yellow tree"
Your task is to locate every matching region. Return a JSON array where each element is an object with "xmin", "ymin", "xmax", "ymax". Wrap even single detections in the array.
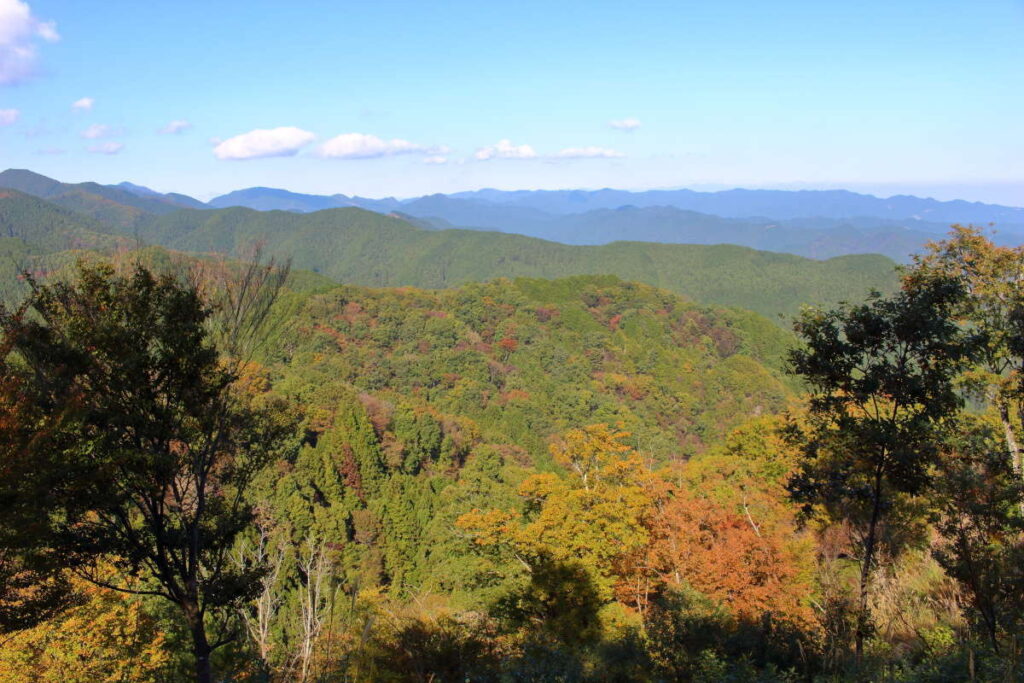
[
  {"xmin": 0, "ymin": 576, "xmax": 170, "ymax": 683},
  {"xmin": 458, "ymin": 425, "xmax": 659, "ymax": 632}
]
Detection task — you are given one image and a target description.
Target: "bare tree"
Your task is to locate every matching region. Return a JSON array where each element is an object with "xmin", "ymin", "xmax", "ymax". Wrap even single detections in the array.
[
  {"xmin": 235, "ymin": 521, "xmax": 286, "ymax": 667},
  {"xmin": 187, "ymin": 242, "xmax": 292, "ymax": 366},
  {"xmin": 293, "ymin": 537, "xmax": 334, "ymax": 683}
]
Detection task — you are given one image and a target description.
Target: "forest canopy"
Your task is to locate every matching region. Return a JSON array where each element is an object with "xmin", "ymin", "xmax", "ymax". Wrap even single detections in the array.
[{"xmin": 1, "ymin": 226, "xmax": 1024, "ymax": 681}]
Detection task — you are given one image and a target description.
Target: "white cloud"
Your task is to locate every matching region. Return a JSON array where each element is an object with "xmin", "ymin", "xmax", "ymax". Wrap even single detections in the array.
[
  {"xmin": 81, "ymin": 123, "xmax": 113, "ymax": 139},
  {"xmin": 318, "ymin": 132, "xmax": 428, "ymax": 159},
  {"xmin": 0, "ymin": 0, "xmax": 59, "ymax": 85},
  {"xmin": 609, "ymin": 117, "xmax": 641, "ymax": 131},
  {"xmin": 71, "ymin": 96, "xmax": 94, "ymax": 111},
  {"xmin": 213, "ymin": 126, "xmax": 315, "ymax": 160},
  {"xmin": 423, "ymin": 155, "xmax": 448, "ymax": 165},
  {"xmin": 158, "ymin": 119, "xmax": 192, "ymax": 135},
  {"xmin": 474, "ymin": 139, "xmax": 538, "ymax": 161},
  {"xmin": 0, "ymin": 108, "xmax": 18, "ymax": 125},
  {"xmin": 87, "ymin": 141, "xmax": 123, "ymax": 155},
  {"xmin": 35, "ymin": 146, "xmax": 64, "ymax": 155},
  {"xmin": 556, "ymin": 146, "xmax": 624, "ymax": 159}
]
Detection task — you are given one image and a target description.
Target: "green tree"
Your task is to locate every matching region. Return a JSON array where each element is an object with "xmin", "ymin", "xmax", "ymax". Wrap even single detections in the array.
[
  {"xmin": 932, "ymin": 417, "xmax": 1024, "ymax": 654},
  {"xmin": 0, "ymin": 261, "xmax": 293, "ymax": 683},
  {"xmin": 788, "ymin": 274, "xmax": 970, "ymax": 664},
  {"xmin": 910, "ymin": 226, "xmax": 1024, "ymax": 479}
]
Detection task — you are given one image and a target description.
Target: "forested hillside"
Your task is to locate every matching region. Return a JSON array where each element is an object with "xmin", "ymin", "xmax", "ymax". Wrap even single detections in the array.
[
  {"xmin": 0, "ymin": 180, "xmax": 903, "ymax": 320},
  {"xmin": 271, "ymin": 274, "xmax": 797, "ymax": 464},
  {"xmin": 0, "ymin": 169, "xmax": 201, "ymax": 227},
  {"xmin": 136, "ymin": 206, "xmax": 900, "ymax": 320},
  {"xmin": 6, "ymin": 229, "xmax": 1024, "ymax": 681}
]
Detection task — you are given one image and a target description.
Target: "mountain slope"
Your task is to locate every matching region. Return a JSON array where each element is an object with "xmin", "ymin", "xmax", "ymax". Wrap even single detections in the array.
[
  {"xmin": 137, "ymin": 206, "xmax": 900, "ymax": 320},
  {"xmin": 114, "ymin": 181, "xmax": 207, "ymax": 209},
  {"xmin": 0, "ymin": 169, "xmax": 203, "ymax": 226},
  {"xmin": 0, "ymin": 189, "xmax": 128, "ymax": 254},
  {"xmin": 275, "ymin": 274, "xmax": 799, "ymax": 463}
]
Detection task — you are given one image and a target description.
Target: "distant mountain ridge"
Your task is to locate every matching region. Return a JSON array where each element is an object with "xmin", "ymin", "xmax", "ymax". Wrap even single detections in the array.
[
  {"xmin": 0, "ymin": 174, "xmax": 902, "ymax": 321},
  {"xmin": 202, "ymin": 184, "xmax": 1024, "ymax": 261},
  {"xmin": 2, "ymin": 168, "xmax": 1021, "ymax": 263},
  {"xmin": 208, "ymin": 186, "xmax": 400, "ymax": 213},
  {"xmin": 209, "ymin": 184, "xmax": 1024, "ymax": 224}
]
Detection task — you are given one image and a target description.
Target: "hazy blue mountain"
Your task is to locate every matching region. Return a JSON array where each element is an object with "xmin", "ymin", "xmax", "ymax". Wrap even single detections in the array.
[
  {"xmin": 388, "ymin": 201, "xmax": 1024, "ymax": 262},
  {"xmin": 201, "ymin": 182, "xmax": 1024, "ymax": 227},
  {"xmin": 447, "ymin": 187, "xmax": 1024, "ymax": 224},
  {"xmin": 204, "ymin": 183, "xmax": 1024, "ymax": 262},
  {"xmin": 208, "ymin": 186, "xmax": 401, "ymax": 213},
  {"xmin": 115, "ymin": 181, "xmax": 160, "ymax": 196},
  {"xmin": 115, "ymin": 181, "xmax": 207, "ymax": 209},
  {"xmin": 8, "ymin": 169, "xmax": 1023, "ymax": 263}
]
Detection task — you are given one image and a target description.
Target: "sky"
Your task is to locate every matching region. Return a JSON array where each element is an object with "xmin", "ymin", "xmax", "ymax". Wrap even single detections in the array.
[{"xmin": 0, "ymin": 0, "xmax": 1022, "ymax": 204}]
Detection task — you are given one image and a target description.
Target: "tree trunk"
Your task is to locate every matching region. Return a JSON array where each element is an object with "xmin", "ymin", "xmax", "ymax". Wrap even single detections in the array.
[
  {"xmin": 998, "ymin": 400, "xmax": 1024, "ymax": 517},
  {"xmin": 999, "ymin": 400, "xmax": 1022, "ymax": 478},
  {"xmin": 856, "ymin": 468, "xmax": 885, "ymax": 666},
  {"xmin": 185, "ymin": 603, "xmax": 213, "ymax": 683}
]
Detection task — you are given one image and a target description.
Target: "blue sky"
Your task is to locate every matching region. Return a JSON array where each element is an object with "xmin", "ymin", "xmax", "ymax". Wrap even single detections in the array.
[{"xmin": 1, "ymin": 0, "xmax": 1022, "ymax": 203}]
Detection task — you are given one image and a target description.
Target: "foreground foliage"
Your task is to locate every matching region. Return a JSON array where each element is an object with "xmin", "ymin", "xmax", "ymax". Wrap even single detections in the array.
[{"xmin": 2, "ymin": 227, "xmax": 1024, "ymax": 680}]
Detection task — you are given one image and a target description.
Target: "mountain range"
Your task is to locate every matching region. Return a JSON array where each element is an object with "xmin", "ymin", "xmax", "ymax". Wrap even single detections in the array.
[
  {"xmin": 0, "ymin": 168, "xmax": 901, "ymax": 321},
  {"xmin": 2, "ymin": 168, "xmax": 1021, "ymax": 262}
]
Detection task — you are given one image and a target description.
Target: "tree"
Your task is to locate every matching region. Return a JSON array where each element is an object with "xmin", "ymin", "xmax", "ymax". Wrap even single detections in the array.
[
  {"xmin": 931, "ymin": 416, "xmax": 1024, "ymax": 654},
  {"xmin": 457, "ymin": 425, "xmax": 657, "ymax": 637},
  {"xmin": 0, "ymin": 331, "xmax": 75, "ymax": 631},
  {"xmin": 0, "ymin": 573, "xmax": 171, "ymax": 683},
  {"xmin": 651, "ymin": 448, "xmax": 815, "ymax": 628},
  {"xmin": 0, "ymin": 260, "xmax": 294, "ymax": 683},
  {"xmin": 909, "ymin": 226, "xmax": 1024, "ymax": 478},
  {"xmin": 788, "ymin": 274, "xmax": 970, "ymax": 663}
]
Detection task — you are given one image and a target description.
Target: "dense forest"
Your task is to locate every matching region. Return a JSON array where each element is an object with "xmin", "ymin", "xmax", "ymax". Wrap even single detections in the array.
[
  {"xmin": 3, "ymin": 172, "xmax": 1024, "ymax": 680},
  {"xmin": 2, "ymin": 222, "xmax": 1024, "ymax": 681}
]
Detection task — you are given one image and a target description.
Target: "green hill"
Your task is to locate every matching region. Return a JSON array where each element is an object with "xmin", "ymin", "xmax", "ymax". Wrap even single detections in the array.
[
  {"xmin": 272, "ymin": 273, "xmax": 799, "ymax": 469},
  {"xmin": 0, "ymin": 169, "xmax": 197, "ymax": 228},
  {"xmin": 139, "ymin": 206, "xmax": 900, "ymax": 320},
  {"xmin": 0, "ymin": 188, "xmax": 128, "ymax": 254},
  {"xmin": 0, "ymin": 182, "xmax": 902, "ymax": 321}
]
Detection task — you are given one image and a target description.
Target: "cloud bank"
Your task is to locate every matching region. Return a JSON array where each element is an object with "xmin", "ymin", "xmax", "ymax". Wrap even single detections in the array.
[
  {"xmin": 213, "ymin": 126, "xmax": 316, "ymax": 160},
  {"xmin": 318, "ymin": 132, "xmax": 425, "ymax": 159},
  {"xmin": 0, "ymin": 0, "xmax": 59, "ymax": 85},
  {"xmin": 474, "ymin": 139, "xmax": 538, "ymax": 161}
]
